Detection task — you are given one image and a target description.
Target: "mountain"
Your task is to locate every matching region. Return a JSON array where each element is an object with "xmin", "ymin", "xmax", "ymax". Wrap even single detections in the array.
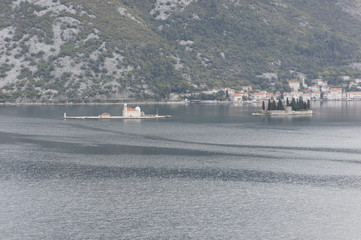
[{"xmin": 1, "ymin": 0, "xmax": 361, "ymax": 102}]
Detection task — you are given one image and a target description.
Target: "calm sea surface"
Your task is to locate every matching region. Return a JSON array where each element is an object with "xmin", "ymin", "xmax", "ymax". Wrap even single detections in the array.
[{"xmin": 1, "ymin": 101, "xmax": 361, "ymax": 239}]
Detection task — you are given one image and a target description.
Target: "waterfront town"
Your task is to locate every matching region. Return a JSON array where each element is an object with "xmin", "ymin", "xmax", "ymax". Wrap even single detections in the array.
[{"xmin": 170, "ymin": 77, "xmax": 361, "ymax": 102}]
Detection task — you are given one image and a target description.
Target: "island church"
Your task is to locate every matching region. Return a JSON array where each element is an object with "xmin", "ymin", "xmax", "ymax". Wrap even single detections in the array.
[{"xmin": 122, "ymin": 103, "xmax": 144, "ymax": 118}]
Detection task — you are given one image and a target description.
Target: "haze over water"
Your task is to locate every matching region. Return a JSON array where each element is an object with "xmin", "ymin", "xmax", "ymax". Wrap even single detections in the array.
[{"xmin": 1, "ymin": 101, "xmax": 361, "ymax": 239}]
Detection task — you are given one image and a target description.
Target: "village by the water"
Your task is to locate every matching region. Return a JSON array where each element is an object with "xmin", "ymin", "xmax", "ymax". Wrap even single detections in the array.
[
  {"xmin": 64, "ymin": 77, "xmax": 361, "ymax": 119},
  {"xmin": 171, "ymin": 78, "xmax": 361, "ymax": 103},
  {"xmin": 169, "ymin": 77, "xmax": 361, "ymax": 116}
]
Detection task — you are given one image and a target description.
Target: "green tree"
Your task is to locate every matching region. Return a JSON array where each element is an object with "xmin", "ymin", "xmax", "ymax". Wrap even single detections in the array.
[
  {"xmin": 277, "ymin": 99, "xmax": 284, "ymax": 110},
  {"xmin": 267, "ymin": 99, "xmax": 271, "ymax": 110},
  {"xmin": 291, "ymin": 97, "xmax": 296, "ymax": 111}
]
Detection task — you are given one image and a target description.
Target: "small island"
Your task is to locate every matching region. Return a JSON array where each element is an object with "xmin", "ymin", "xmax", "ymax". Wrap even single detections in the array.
[
  {"xmin": 63, "ymin": 103, "xmax": 171, "ymax": 120},
  {"xmin": 252, "ymin": 98, "xmax": 313, "ymax": 116}
]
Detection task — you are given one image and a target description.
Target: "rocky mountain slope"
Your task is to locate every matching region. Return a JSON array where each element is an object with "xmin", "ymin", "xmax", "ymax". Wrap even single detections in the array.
[{"xmin": 1, "ymin": 0, "xmax": 361, "ymax": 101}]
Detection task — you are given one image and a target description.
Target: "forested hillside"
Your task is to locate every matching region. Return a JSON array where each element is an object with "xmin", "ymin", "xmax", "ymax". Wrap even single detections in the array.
[{"xmin": 1, "ymin": 0, "xmax": 361, "ymax": 102}]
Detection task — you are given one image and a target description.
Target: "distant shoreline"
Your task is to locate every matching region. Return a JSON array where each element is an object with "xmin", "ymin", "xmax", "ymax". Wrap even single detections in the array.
[
  {"xmin": 1, "ymin": 99, "xmax": 360, "ymax": 106},
  {"xmin": 0, "ymin": 100, "xmax": 237, "ymax": 106},
  {"xmin": 0, "ymin": 101, "xmax": 189, "ymax": 106}
]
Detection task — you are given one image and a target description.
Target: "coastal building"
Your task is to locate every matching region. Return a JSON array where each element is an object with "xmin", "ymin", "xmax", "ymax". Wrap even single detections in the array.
[
  {"xmin": 253, "ymin": 91, "xmax": 270, "ymax": 101},
  {"xmin": 169, "ymin": 93, "xmax": 181, "ymax": 101},
  {"xmin": 302, "ymin": 93, "xmax": 311, "ymax": 101},
  {"xmin": 283, "ymin": 91, "xmax": 302, "ymax": 101},
  {"xmin": 310, "ymin": 91, "xmax": 321, "ymax": 100},
  {"xmin": 288, "ymin": 81, "xmax": 300, "ymax": 91},
  {"xmin": 122, "ymin": 103, "xmax": 144, "ymax": 118},
  {"xmin": 346, "ymin": 91, "xmax": 361, "ymax": 100},
  {"xmin": 323, "ymin": 88, "xmax": 343, "ymax": 100},
  {"xmin": 230, "ymin": 92, "xmax": 248, "ymax": 102}
]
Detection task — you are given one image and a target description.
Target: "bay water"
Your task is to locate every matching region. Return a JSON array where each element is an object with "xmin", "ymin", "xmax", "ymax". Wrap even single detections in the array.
[{"xmin": 1, "ymin": 102, "xmax": 361, "ymax": 239}]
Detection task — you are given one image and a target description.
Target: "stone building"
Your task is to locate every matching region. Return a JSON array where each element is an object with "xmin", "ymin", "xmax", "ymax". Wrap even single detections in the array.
[{"xmin": 122, "ymin": 103, "xmax": 144, "ymax": 118}]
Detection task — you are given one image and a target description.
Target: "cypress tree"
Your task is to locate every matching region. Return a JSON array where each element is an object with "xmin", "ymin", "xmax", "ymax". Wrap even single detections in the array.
[
  {"xmin": 298, "ymin": 98, "xmax": 303, "ymax": 110},
  {"xmin": 277, "ymin": 99, "xmax": 284, "ymax": 110},
  {"xmin": 272, "ymin": 100, "xmax": 276, "ymax": 110},
  {"xmin": 291, "ymin": 97, "xmax": 296, "ymax": 111}
]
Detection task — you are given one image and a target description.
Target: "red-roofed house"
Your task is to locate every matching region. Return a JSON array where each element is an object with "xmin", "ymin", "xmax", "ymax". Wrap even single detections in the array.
[
  {"xmin": 283, "ymin": 91, "xmax": 302, "ymax": 101},
  {"xmin": 346, "ymin": 91, "xmax": 361, "ymax": 100},
  {"xmin": 100, "ymin": 113, "xmax": 111, "ymax": 119},
  {"xmin": 253, "ymin": 91, "xmax": 270, "ymax": 101},
  {"xmin": 324, "ymin": 88, "xmax": 343, "ymax": 100}
]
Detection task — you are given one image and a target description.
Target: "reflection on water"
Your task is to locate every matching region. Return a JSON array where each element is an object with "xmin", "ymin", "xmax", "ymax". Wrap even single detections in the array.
[{"xmin": 1, "ymin": 101, "xmax": 361, "ymax": 239}]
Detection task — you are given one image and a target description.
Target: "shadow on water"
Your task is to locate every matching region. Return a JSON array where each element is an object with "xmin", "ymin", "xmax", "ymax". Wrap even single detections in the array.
[
  {"xmin": 0, "ymin": 131, "xmax": 280, "ymax": 158},
  {"xmin": 1, "ymin": 160, "xmax": 361, "ymax": 189},
  {"xmin": 2, "ymin": 131, "xmax": 361, "ymax": 164},
  {"xmin": 60, "ymin": 123, "xmax": 361, "ymax": 156},
  {"xmin": 1, "ymin": 133, "xmax": 278, "ymax": 159}
]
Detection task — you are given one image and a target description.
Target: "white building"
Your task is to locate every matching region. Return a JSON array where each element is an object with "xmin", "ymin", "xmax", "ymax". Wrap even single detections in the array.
[
  {"xmin": 310, "ymin": 91, "xmax": 321, "ymax": 100},
  {"xmin": 122, "ymin": 103, "xmax": 143, "ymax": 117},
  {"xmin": 226, "ymin": 88, "xmax": 236, "ymax": 95},
  {"xmin": 288, "ymin": 81, "xmax": 300, "ymax": 91},
  {"xmin": 308, "ymin": 85, "xmax": 320, "ymax": 92},
  {"xmin": 346, "ymin": 91, "xmax": 361, "ymax": 100},
  {"xmin": 342, "ymin": 76, "xmax": 350, "ymax": 81},
  {"xmin": 323, "ymin": 88, "xmax": 343, "ymax": 100},
  {"xmin": 321, "ymin": 86, "xmax": 330, "ymax": 92},
  {"xmin": 283, "ymin": 91, "xmax": 302, "ymax": 101},
  {"xmin": 253, "ymin": 91, "xmax": 271, "ymax": 101},
  {"xmin": 230, "ymin": 92, "xmax": 248, "ymax": 102},
  {"xmin": 241, "ymin": 86, "xmax": 253, "ymax": 92},
  {"xmin": 355, "ymin": 79, "xmax": 361, "ymax": 84},
  {"xmin": 315, "ymin": 79, "xmax": 328, "ymax": 87},
  {"xmin": 301, "ymin": 93, "xmax": 311, "ymax": 101},
  {"xmin": 99, "ymin": 113, "xmax": 111, "ymax": 119}
]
